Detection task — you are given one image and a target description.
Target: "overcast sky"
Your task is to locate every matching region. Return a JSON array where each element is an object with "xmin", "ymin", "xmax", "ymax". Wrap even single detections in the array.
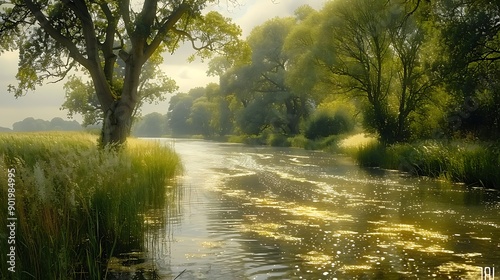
[{"xmin": 0, "ymin": 0, "xmax": 326, "ymax": 129}]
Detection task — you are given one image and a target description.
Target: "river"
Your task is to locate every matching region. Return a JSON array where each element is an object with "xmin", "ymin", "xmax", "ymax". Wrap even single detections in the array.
[{"xmin": 135, "ymin": 139, "xmax": 500, "ymax": 279}]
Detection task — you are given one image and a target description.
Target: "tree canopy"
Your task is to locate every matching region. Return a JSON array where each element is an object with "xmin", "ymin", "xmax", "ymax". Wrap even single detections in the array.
[{"xmin": 1, "ymin": 0, "xmax": 244, "ymax": 146}]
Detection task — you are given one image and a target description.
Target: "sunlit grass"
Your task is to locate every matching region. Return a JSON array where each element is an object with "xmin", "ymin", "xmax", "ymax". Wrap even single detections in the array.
[
  {"xmin": 347, "ymin": 139, "xmax": 500, "ymax": 189},
  {"xmin": 0, "ymin": 132, "xmax": 180, "ymax": 279}
]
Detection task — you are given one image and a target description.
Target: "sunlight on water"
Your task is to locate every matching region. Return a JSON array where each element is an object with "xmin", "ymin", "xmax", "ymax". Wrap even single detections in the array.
[
  {"xmin": 376, "ymin": 223, "xmax": 449, "ymax": 240},
  {"xmin": 136, "ymin": 139, "xmax": 500, "ymax": 279},
  {"xmin": 239, "ymin": 222, "xmax": 302, "ymax": 242},
  {"xmin": 297, "ymin": 251, "xmax": 333, "ymax": 266},
  {"xmin": 437, "ymin": 262, "xmax": 483, "ymax": 279}
]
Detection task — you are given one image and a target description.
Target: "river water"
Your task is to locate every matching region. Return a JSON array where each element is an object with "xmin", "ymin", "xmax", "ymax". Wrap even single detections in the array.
[{"xmin": 141, "ymin": 139, "xmax": 500, "ymax": 279}]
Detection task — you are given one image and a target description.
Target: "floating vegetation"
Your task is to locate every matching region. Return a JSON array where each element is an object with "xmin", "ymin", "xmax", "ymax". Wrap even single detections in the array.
[
  {"xmin": 333, "ymin": 230, "xmax": 359, "ymax": 237},
  {"xmin": 239, "ymin": 222, "xmax": 302, "ymax": 242},
  {"xmin": 250, "ymin": 197, "xmax": 284, "ymax": 209},
  {"xmin": 453, "ymin": 253, "xmax": 482, "ymax": 259},
  {"xmin": 470, "ymin": 236, "xmax": 491, "ymax": 241},
  {"xmin": 339, "ymin": 264, "xmax": 372, "ymax": 271},
  {"xmin": 297, "ymin": 251, "xmax": 333, "ymax": 266},
  {"xmin": 377, "ymin": 223, "xmax": 449, "ymax": 240},
  {"xmin": 185, "ymin": 253, "xmax": 208, "ymax": 259},
  {"xmin": 437, "ymin": 262, "xmax": 482, "ymax": 279},
  {"xmin": 200, "ymin": 241, "xmax": 224, "ymax": 249},
  {"xmin": 282, "ymin": 204, "xmax": 354, "ymax": 223},
  {"xmin": 420, "ymin": 245, "xmax": 454, "ymax": 254}
]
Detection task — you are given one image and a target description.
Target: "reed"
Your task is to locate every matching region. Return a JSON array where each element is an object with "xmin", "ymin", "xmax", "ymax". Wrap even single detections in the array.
[
  {"xmin": 0, "ymin": 132, "xmax": 180, "ymax": 279},
  {"xmin": 350, "ymin": 139, "xmax": 500, "ymax": 189}
]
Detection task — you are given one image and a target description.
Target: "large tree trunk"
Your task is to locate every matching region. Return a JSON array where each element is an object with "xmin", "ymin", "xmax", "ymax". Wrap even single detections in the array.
[
  {"xmin": 101, "ymin": 99, "xmax": 134, "ymax": 147},
  {"xmin": 99, "ymin": 58, "xmax": 142, "ymax": 148}
]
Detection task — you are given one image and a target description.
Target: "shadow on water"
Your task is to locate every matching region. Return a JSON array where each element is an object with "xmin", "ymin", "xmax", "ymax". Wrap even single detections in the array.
[{"xmin": 111, "ymin": 139, "xmax": 500, "ymax": 279}]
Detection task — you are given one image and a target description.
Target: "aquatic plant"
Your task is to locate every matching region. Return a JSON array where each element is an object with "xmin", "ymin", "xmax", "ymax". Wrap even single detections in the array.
[
  {"xmin": 0, "ymin": 132, "xmax": 180, "ymax": 279},
  {"xmin": 350, "ymin": 139, "xmax": 500, "ymax": 189}
]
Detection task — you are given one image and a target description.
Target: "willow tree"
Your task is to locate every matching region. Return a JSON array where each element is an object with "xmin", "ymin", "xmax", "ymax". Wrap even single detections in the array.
[
  {"xmin": 0, "ymin": 0, "xmax": 243, "ymax": 146},
  {"xmin": 299, "ymin": 0, "xmax": 434, "ymax": 143}
]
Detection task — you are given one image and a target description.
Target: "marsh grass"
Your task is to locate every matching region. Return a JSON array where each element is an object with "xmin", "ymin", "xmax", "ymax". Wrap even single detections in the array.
[
  {"xmin": 0, "ymin": 132, "xmax": 180, "ymax": 279},
  {"xmin": 350, "ymin": 140, "xmax": 500, "ymax": 188}
]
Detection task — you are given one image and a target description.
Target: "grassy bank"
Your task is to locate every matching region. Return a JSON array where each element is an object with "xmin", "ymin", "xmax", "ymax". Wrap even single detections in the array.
[
  {"xmin": 0, "ymin": 132, "xmax": 180, "ymax": 279},
  {"xmin": 349, "ymin": 140, "xmax": 500, "ymax": 188}
]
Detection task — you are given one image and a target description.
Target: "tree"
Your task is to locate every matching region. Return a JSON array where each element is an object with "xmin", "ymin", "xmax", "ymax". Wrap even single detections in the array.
[
  {"xmin": 131, "ymin": 112, "xmax": 167, "ymax": 137},
  {"xmin": 1, "ymin": 0, "xmax": 244, "ymax": 146},
  {"xmin": 12, "ymin": 117, "xmax": 82, "ymax": 131},
  {"xmin": 310, "ymin": 0, "xmax": 434, "ymax": 143},
  {"xmin": 188, "ymin": 96, "xmax": 215, "ymax": 136},
  {"xmin": 61, "ymin": 49, "xmax": 177, "ymax": 127},
  {"xmin": 219, "ymin": 17, "xmax": 309, "ymax": 136},
  {"xmin": 167, "ymin": 92, "xmax": 194, "ymax": 135},
  {"xmin": 434, "ymin": 0, "xmax": 500, "ymax": 138}
]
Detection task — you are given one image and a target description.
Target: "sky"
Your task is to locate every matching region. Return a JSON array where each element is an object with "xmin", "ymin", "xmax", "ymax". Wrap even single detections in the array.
[{"xmin": 0, "ymin": 0, "xmax": 326, "ymax": 129}]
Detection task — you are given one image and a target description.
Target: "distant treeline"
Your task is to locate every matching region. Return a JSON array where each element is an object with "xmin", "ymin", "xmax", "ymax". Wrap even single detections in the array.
[
  {"xmin": 1, "ymin": 117, "xmax": 83, "ymax": 132},
  {"xmin": 0, "ymin": 115, "xmax": 169, "ymax": 137}
]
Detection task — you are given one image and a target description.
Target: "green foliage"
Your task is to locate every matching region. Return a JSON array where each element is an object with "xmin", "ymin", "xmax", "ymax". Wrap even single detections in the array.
[
  {"xmin": 351, "ymin": 140, "xmax": 500, "ymax": 188},
  {"xmin": 293, "ymin": 0, "xmax": 435, "ymax": 144},
  {"xmin": 0, "ymin": 132, "xmax": 180, "ymax": 279},
  {"xmin": 188, "ymin": 97, "xmax": 216, "ymax": 137},
  {"xmin": 435, "ymin": 0, "xmax": 500, "ymax": 139},
  {"xmin": 305, "ymin": 109, "xmax": 354, "ymax": 140},
  {"xmin": 2, "ymin": 0, "xmax": 245, "ymax": 146},
  {"xmin": 167, "ymin": 93, "xmax": 194, "ymax": 135},
  {"xmin": 289, "ymin": 134, "xmax": 309, "ymax": 148},
  {"xmin": 167, "ymin": 85, "xmax": 233, "ymax": 137},
  {"xmin": 12, "ymin": 117, "xmax": 82, "ymax": 132},
  {"xmin": 219, "ymin": 16, "xmax": 310, "ymax": 136},
  {"xmin": 132, "ymin": 112, "xmax": 168, "ymax": 137},
  {"xmin": 267, "ymin": 134, "xmax": 291, "ymax": 147}
]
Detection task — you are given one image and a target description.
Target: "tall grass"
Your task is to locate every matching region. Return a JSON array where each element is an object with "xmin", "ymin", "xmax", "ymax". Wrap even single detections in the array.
[
  {"xmin": 0, "ymin": 132, "xmax": 180, "ymax": 279},
  {"xmin": 350, "ymin": 140, "xmax": 500, "ymax": 188}
]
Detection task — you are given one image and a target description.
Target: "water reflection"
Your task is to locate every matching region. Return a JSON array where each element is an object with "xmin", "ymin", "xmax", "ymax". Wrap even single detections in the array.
[{"xmin": 133, "ymin": 139, "xmax": 500, "ymax": 279}]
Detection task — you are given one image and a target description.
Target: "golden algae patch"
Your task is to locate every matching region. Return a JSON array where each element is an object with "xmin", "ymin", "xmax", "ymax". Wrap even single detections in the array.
[
  {"xmin": 185, "ymin": 253, "xmax": 208, "ymax": 259},
  {"xmin": 339, "ymin": 264, "xmax": 372, "ymax": 271},
  {"xmin": 377, "ymin": 223, "xmax": 448, "ymax": 240},
  {"xmin": 437, "ymin": 262, "xmax": 482, "ymax": 279},
  {"xmin": 332, "ymin": 230, "xmax": 359, "ymax": 237},
  {"xmin": 420, "ymin": 245, "xmax": 454, "ymax": 254},
  {"xmin": 200, "ymin": 241, "xmax": 224, "ymax": 249},
  {"xmin": 239, "ymin": 222, "xmax": 302, "ymax": 242},
  {"xmin": 282, "ymin": 204, "xmax": 354, "ymax": 223},
  {"xmin": 296, "ymin": 251, "xmax": 334, "ymax": 266}
]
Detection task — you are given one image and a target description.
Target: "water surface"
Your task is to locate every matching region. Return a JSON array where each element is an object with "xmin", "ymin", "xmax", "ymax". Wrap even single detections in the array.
[{"xmin": 146, "ymin": 139, "xmax": 500, "ymax": 279}]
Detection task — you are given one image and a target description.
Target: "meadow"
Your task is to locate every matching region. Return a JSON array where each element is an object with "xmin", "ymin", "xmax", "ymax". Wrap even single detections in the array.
[{"xmin": 0, "ymin": 132, "xmax": 180, "ymax": 279}]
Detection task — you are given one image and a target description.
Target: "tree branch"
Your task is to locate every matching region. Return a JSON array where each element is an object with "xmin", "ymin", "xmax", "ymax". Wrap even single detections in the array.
[
  {"xmin": 144, "ymin": 3, "xmax": 189, "ymax": 60},
  {"xmin": 22, "ymin": 0, "xmax": 90, "ymax": 68}
]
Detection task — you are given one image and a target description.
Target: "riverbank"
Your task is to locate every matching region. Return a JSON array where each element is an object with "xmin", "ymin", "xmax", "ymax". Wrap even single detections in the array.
[
  {"xmin": 0, "ymin": 132, "xmax": 180, "ymax": 279},
  {"xmin": 239, "ymin": 133, "xmax": 500, "ymax": 189},
  {"xmin": 164, "ymin": 132, "xmax": 499, "ymax": 189},
  {"xmin": 348, "ymin": 139, "xmax": 500, "ymax": 189}
]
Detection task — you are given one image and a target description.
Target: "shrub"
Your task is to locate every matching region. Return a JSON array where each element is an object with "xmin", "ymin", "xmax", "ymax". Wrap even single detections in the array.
[
  {"xmin": 289, "ymin": 134, "xmax": 309, "ymax": 148},
  {"xmin": 305, "ymin": 109, "xmax": 354, "ymax": 140},
  {"xmin": 267, "ymin": 134, "xmax": 291, "ymax": 147}
]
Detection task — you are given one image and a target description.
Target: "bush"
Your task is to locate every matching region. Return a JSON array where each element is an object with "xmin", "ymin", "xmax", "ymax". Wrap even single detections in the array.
[
  {"xmin": 267, "ymin": 134, "xmax": 291, "ymax": 147},
  {"xmin": 305, "ymin": 109, "xmax": 354, "ymax": 140},
  {"xmin": 289, "ymin": 134, "xmax": 309, "ymax": 148}
]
